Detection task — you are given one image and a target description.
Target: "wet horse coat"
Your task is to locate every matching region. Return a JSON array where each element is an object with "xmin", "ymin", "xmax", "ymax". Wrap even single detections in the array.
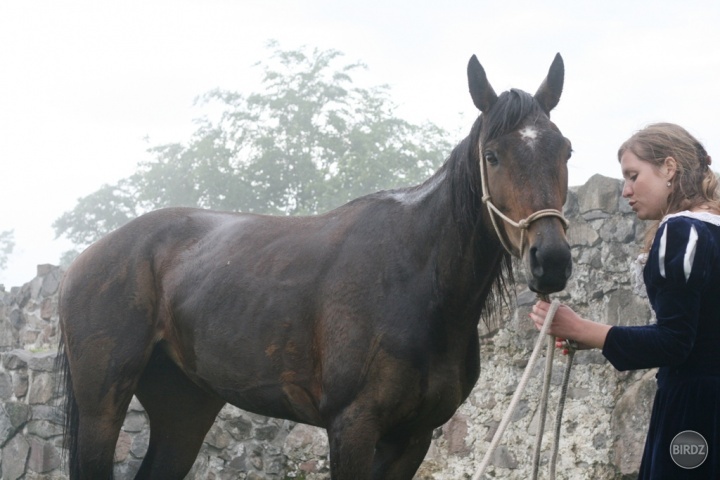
[{"xmin": 58, "ymin": 54, "xmax": 572, "ymax": 479}]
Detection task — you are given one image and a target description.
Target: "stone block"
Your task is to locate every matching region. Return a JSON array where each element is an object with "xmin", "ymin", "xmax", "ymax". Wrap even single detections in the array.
[
  {"xmin": 254, "ymin": 423, "xmax": 280, "ymax": 441},
  {"xmin": 27, "ymin": 437, "xmax": 62, "ymax": 473},
  {"xmin": 283, "ymin": 423, "xmax": 327, "ymax": 459},
  {"xmin": 443, "ymin": 413, "xmax": 470, "ymax": 456},
  {"xmin": 598, "ymin": 216, "xmax": 636, "ymax": 243},
  {"xmin": 9, "ymin": 308, "xmax": 25, "ymax": 330},
  {"xmin": 28, "ymin": 372, "xmax": 54, "ymax": 404},
  {"xmin": 40, "ymin": 297, "xmax": 55, "ymax": 320},
  {"xmin": 490, "ymin": 445, "xmax": 518, "ymax": 469},
  {"xmin": 225, "ymin": 415, "xmax": 253, "ymax": 441},
  {"xmin": 36, "ymin": 265, "xmax": 55, "ymax": 278},
  {"xmin": 130, "ymin": 429, "xmax": 149, "ymax": 458},
  {"xmin": 121, "ymin": 410, "xmax": 148, "ymax": 433},
  {"xmin": 568, "ymin": 221, "xmax": 600, "ymax": 247},
  {"xmin": 115, "ymin": 430, "xmax": 132, "ymax": 463},
  {"xmin": 0, "ymin": 407, "xmax": 19, "ymax": 446},
  {"xmin": 205, "ymin": 423, "xmax": 232, "ymax": 449},
  {"xmin": 39, "ymin": 267, "xmax": 63, "ymax": 297},
  {"xmin": 25, "ymin": 418, "xmax": 63, "ymax": 439},
  {"xmin": 29, "ymin": 404, "xmax": 62, "ymax": 423},
  {"xmin": 1, "ymin": 434, "xmax": 30, "ymax": 480},
  {"xmin": 611, "ymin": 369, "xmax": 657, "ymax": 475},
  {"xmin": 2, "ymin": 349, "xmax": 31, "ymax": 370},
  {"xmin": 0, "ymin": 317, "xmax": 16, "ymax": 349},
  {"xmin": 576, "ymin": 174, "xmax": 622, "ymax": 214},
  {"xmin": 12, "ymin": 373, "xmax": 28, "ymax": 398},
  {"xmin": 604, "ymin": 289, "xmax": 652, "ymax": 327},
  {"xmin": 0, "ymin": 371, "xmax": 13, "ymax": 399},
  {"xmin": 27, "ymin": 351, "xmax": 57, "ymax": 372}
]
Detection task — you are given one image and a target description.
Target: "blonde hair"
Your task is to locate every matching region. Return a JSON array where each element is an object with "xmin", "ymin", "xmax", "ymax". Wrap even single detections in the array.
[{"xmin": 617, "ymin": 122, "xmax": 719, "ymax": 250}]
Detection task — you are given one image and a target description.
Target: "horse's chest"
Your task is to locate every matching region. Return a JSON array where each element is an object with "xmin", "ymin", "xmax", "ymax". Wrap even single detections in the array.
[{"xmin": 420, "ymin": 369, "xmax": 469, "ymax": 422}]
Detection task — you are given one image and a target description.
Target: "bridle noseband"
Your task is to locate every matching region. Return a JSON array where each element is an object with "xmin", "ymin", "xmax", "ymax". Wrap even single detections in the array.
[{"xmin": 479, "ymin": 149, "xmax": 569, "ymax": 258}]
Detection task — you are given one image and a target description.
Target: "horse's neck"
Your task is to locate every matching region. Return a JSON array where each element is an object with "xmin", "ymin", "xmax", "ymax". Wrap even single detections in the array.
[
  {"xmin": 393, "ymin": 171, "xmax": 507, "ymax": 357},
  {"xmin": 402, "ymin": 166, "xmax": 506, "ymax": 306}
]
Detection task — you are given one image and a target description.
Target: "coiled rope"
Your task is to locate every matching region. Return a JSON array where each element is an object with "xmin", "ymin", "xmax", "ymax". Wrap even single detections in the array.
[{"xmin": 472, "ymin": 297, "xmax": 576, "ymax": 480}]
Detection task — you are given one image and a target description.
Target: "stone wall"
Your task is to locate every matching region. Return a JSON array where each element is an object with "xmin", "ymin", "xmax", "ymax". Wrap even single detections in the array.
[{"xmin": 0, "ymin": 174, "xmax": 656, "ymax": 479}]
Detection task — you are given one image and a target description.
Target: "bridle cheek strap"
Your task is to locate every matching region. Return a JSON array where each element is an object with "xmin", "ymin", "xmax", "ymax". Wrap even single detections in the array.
[
  {"xmin": 482, "ymin": 197, "xmax": 569, "ymax": 258},
  {"xmin": 480, "ymin": 154, "xmax": 569, "ymax": 258}
]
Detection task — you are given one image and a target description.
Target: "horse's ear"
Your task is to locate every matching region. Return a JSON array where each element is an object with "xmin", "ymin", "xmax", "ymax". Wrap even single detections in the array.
[
  {"xmin": 467, "ymin": 55, "xmax": 498, "ymax": 113},
  {"xmin": 534, "ymin": 53, "xmax": 564, "ymax": 114}
]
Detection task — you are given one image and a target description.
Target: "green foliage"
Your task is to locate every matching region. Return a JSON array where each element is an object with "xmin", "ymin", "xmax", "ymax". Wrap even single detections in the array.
[
  {"xmin": 0, "ymin": 229, "xmax": 14, "ymax": 271},
  {"xmin": 54, "ymin": 41, "xmax": 451, "ymax": 248},
  {"xmin": 53, "ymin": 180, "xmax": 140, "ymax": 247},
  {"xmin": 284, "ymin": 473, "xmax": 308, "ymax": 480}
]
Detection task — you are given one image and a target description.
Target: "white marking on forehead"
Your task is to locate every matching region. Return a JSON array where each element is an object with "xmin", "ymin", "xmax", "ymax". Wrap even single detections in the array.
[
  {"xmin": 520, "ymin": 126, "xmax": 538, "ymax": 141},
  {"xmin": 519, "ymin": 126, "xmax": 539, "ymax": 151}
]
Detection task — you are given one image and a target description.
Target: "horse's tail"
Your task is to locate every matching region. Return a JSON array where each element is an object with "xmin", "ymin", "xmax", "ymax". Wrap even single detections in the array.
[{"xmin": 55, "ymin": 334, "xmax": 81, "ymax": 479}]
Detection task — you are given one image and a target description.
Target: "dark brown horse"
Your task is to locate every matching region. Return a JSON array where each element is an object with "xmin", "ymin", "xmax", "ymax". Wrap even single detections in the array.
[{"xmin": 58, "ymin": 53, "xmax": 572, "ymax": 479}]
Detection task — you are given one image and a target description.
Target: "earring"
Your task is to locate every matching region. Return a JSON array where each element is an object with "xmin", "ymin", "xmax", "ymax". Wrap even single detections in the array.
[{"xmin": 667, "ymin": 181, "xmax": 672, "ymax": 188}]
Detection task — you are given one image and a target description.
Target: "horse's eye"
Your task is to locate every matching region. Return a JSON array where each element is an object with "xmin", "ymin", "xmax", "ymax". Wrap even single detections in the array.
[
  {"xmin": 484, "ymin": 151, "xmax": 498, "ymax": 166},
  {"xmin": 567, "ymin": 149, "xmax": 573, "ymax": 161}
]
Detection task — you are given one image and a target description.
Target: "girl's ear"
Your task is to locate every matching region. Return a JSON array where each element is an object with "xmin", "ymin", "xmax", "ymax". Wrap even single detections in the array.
[{"xmin": 663, "ymin": 156, "xmax": 678, "ymax": 180}]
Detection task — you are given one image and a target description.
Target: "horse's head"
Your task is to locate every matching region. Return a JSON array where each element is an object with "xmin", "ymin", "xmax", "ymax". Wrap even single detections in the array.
[{"xmin": 468, "ymin": 54, "xmax": 572, "ymax": 294}]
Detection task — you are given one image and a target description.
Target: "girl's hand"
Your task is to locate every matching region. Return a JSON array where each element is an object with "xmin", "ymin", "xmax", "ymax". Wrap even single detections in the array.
[
  {"xmin": 529, "ymin": 300, "xmax": 611, "ymax": 352},
  {"xmin": 529, "ymin": 300, "xmax": 578, "ymax": 339}
]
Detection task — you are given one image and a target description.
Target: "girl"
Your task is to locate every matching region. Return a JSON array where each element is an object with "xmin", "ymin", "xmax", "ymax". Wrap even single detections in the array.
[{"xmin": 530, "ymin": 123, "xmax": 720, "ymax": 478}]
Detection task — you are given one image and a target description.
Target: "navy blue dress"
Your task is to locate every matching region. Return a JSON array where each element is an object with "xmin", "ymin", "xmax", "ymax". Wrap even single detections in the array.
[{"xmin": 603, "ymin": 212, "xmax": 720, "ymax": 479}]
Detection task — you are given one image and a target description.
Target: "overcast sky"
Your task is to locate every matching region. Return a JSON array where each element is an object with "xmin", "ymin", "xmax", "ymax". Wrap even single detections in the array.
[{"xmin": 1, "ymin": 0, "xmax": 719, "ymax": 287}]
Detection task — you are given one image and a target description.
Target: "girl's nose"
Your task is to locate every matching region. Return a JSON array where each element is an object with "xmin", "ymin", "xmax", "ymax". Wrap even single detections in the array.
[{"xmin": 622, "ymin": 181, "xmax": 632, "ymax": 198}]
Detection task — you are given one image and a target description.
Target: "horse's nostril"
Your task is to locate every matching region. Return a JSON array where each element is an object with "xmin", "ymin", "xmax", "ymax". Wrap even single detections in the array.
[{"xmin": 530, "ymin": 246, "xmax": 544, "ymax": 278}]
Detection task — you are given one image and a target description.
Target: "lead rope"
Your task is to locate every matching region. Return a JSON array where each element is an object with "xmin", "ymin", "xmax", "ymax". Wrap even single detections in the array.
[
  {"xmin": 471, "ymin": 299, "xmax": 560, "ymax": 480},
  {"xmin": 532, "ymin": 332, "xmax": 555, "ymax": 479},
  {"xmin": 531, "ymin": 295, "xmax": 577, "ymax": 480},
  {"xmin": 550, "ymin": 340, "xmax": 576, "ymax": 479},
  {"xmin": 472, "ymin": 298, "xmax": 576, "ymax": 480}
]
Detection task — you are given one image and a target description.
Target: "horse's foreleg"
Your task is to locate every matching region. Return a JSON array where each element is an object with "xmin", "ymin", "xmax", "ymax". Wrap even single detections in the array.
[
  {"xmin": 372, "ymin": 430, "xmax": 433, "ymax": 480},
  {"xmin": 327, "ymin": 406, "xmax": 381, "ymax": 480}
]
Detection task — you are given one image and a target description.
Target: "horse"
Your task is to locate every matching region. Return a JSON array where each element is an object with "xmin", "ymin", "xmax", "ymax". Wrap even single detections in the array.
[{"xmin": 57, "ymin": 53, "xmax": 572, "ymax": 479}]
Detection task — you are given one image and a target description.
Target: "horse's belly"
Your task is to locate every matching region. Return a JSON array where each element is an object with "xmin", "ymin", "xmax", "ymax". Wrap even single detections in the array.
[
  {"xmin": 211, "ymin": 381, "xmax": 324, "ymax": 427},
  {"xmin": 175, "ymin": 330, "xmax": 322, "ymax": 423},
  {"xmin": 161, "ymin": 279, "xmax": 325, "ymax": 424}
]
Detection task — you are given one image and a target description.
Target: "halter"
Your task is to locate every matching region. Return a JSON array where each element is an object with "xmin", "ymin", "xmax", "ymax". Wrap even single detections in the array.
[{"xmin": 479, "ymin": 149, "xmax": 569, "ymax": 258}]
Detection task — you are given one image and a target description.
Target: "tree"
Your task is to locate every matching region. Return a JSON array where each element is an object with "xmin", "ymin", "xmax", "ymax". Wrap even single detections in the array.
[
  {"xmin": 54, "ymin": 42, "xmax": 451, "ymax": 248},
  {"xmin": 0, "ymin": 230, "xmax": 14, "ymax": 272}
]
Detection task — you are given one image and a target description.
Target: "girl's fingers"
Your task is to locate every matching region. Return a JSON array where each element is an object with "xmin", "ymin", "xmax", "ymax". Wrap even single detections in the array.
[{"xmin": 555, "ymin": 338, "xmax": 572, "ymax": 355}]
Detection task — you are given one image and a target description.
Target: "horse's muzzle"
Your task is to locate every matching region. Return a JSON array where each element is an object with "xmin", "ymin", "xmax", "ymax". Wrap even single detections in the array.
[{"xmin": 526, "ymin": 240, "xmax": 572, "ymax": 294}]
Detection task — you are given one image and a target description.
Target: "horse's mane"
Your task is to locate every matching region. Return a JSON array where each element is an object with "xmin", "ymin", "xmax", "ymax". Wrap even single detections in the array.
[
  {"xmin": 444, "ymin": 88, "xmax": 544, "ymax": 328},
  {"xmin": 480, "ymin": 88, "xmax": 541, "ymax": 144}
]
